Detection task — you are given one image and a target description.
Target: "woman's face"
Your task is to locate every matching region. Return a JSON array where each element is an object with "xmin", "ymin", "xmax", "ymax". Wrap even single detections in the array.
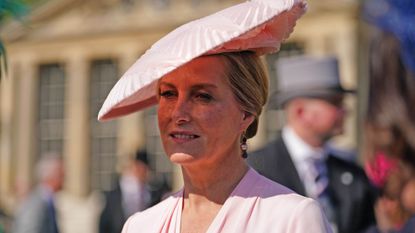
[{"xmin": 157, "ymin": 55, "xmax": 253, "ymax": 166}]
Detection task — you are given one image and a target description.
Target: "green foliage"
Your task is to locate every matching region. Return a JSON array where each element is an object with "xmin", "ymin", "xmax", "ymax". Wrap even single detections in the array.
[
  {"xmin": 0, "ymin": 0, "xmax": 33, "ymax": 79},
  {"xmin": 0, "ymin": 0, "xmax": 30, "ymax": 22},
  {"xmin": 0, "ymin": 41, "xmax": 6, "ymax": 79}
]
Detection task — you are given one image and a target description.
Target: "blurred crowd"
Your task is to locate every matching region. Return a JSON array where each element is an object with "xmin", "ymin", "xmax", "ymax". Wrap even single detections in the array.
[{"xmin": 0, "ymin": 149, "xmax": 170, "ymax": 233}]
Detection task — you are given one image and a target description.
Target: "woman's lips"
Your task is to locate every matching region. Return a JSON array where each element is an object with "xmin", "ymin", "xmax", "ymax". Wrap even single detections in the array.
[{"xmin": 169, "ymin": 131, "xmax": 200, "ymax": 143}]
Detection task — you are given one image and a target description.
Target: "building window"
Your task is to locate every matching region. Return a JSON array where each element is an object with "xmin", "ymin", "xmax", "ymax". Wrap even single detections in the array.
[
  {"xmin": 151, "ymin": 0, "xmax": 169, "ymax": 9},
  {"xmin": 90, "ymin": 59, "xmax": 119, "ymax": 191},
  {"xmin": 38, "ymin": 64, "xmax": 65, "ymax": 157},
  {"xmin": 191, "ymin": 0, "xmax": 201, "ymax": 7}
]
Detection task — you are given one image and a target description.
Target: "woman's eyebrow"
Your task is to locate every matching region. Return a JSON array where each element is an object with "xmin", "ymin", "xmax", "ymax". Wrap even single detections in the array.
[
  {"xmin": 159, "ymin": 81, "xmax": 218, "ymax": 90},
  {"xmin": 158, "ymin": 82, "xmax": 175, "ymax": 88},
  {"xmin": 191, "ymin": 83, "xmax": 218, "ymax": 90}
]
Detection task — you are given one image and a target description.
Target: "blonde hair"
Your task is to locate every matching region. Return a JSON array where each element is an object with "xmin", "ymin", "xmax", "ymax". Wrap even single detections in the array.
[{"xmin": 219, "ymin": 51, "xmax": 269, "ymax": 139}]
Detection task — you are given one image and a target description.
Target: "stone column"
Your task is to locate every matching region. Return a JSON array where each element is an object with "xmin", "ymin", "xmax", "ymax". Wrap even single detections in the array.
[
  {"xmin": 116, "ymin": 51, "xmax": 144, "ymax": 159},
  {"xmin": 334, "ymin": 19, "xmax": 358, "ymax": 150},
  {"xmin": 0, "ymin": 60, "xmax": 17, "ymax": 212},
  {"xmin": 250, "ymin": 108, "xmax": 268, "ymax": 151},
  {"xmin": 15, "ymin": 56, "xmax": 38, "ymax": 196},
  {"xmin": 64, "ymin": 52, "xmax": 90, "ymax": 197}
]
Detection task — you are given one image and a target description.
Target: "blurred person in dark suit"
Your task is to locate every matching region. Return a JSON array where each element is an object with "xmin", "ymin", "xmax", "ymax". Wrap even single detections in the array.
[
  {"xmin": 0, "ymin": 208, "xmax": 12, "ymax": 233},
  {"xmin": 99, "ymin": 150, "xmax": 168, "ymax": 233},
  {"xmin": 12, "ymin": 153, "xmax": 64, "ymax": 233},
  {"xmin": 248, "ymin": 55, "xmax": 376, "ymax": 233},
  {"xmin": 0, "ymin": 208, "xmax": 7, "ymax": 233}
]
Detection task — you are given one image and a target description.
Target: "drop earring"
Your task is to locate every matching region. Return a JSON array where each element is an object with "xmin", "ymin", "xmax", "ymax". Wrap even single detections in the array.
[{"xmin": 241, "ymin": 133, "xmax": 248, "ymax": 159}]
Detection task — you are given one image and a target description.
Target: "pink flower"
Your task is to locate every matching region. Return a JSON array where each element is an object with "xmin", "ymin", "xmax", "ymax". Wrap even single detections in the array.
[{"xmin": 365, "ymin": 152, "xmax": 398, "ymax": 188}]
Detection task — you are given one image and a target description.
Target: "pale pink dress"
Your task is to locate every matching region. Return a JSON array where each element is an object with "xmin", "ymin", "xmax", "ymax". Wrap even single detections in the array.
[{"xmin": 121, "ymin": 168, "xmax": 332, "ymax": 233}]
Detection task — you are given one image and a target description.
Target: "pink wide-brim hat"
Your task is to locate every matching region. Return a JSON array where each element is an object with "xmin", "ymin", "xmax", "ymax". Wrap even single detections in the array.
[{"xmin": 98, "ymin": 0, "xmax": 307, "ymax": 121}]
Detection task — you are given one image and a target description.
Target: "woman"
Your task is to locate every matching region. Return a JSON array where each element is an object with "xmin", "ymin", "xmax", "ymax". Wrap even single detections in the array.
[
  {"xmin": 363, "ymin": 0, "xmax": 415, "ymax": 232},
  {"xmin": 99, "ymin": 0, "xmax": 331, "ymax": 232},
  {"xmin": 364, "ymin": 153, "xmax": 415, "ymax": 233},
  {"xmin": 134, "ymin": 52, "xmax": 330, "ymax": 232}
]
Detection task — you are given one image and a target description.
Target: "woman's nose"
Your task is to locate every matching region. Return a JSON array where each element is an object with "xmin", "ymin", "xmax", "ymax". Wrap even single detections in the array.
[{"xmin": 171, "ymin": 97, "xmax": 191, "ymax": 124}]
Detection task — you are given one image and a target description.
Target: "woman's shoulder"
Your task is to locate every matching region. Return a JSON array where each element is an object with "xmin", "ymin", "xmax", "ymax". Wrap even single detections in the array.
[
  {"xmin": 121, "ymin": 190, "xmax": 182, "ymax": 232},
  {"xmin": 247, "ymin": 168, "xmax": 320, "ymax": 209},
  {"xmin": 235, "ymin": 169, "xmax": 331, "ymax": 232}
]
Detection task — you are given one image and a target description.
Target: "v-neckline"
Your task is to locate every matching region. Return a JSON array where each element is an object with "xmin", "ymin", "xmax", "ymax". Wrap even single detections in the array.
[{"xmin": 174, "ymin": 168, "xmax": 255, "ymax": 233}]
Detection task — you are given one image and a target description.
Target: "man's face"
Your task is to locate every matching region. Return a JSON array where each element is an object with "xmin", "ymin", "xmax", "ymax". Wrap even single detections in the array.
[
  {"xmin": 50, "ymin": 162, "xmax": 65, "ymax": 192},
  {"xmin": 303, "ymin": 94, "xmax": 346, "ymax": 142},
  {"xmin": 132, "ymin": 160, "xmax": 149, "ymax": 182}
]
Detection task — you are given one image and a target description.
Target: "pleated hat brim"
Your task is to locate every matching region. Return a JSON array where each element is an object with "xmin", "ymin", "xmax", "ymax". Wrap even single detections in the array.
[{"xmin": 98, "ymin": 0, "xmax": 307, "ymax": 121}]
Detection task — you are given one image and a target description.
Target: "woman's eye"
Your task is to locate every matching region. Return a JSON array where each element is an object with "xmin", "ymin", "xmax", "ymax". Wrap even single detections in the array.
[
  {"xmin": 195, "ymin": 93, "xmax": 213, "ymax": 102},
  {"xmin": 159, "ymin": 90, "xmax": 176, "ymax": 99}
]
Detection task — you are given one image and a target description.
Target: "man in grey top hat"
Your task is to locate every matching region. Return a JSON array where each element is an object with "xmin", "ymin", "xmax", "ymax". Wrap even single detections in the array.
[{"xmin": 248, "ymin": 55, "xmax": 376, "ymax": 233}]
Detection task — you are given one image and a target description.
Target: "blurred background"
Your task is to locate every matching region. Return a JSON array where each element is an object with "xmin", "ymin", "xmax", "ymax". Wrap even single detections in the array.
[{"xmin": 0, "ymin": 0, "xmax": 376, "ymax": 232}]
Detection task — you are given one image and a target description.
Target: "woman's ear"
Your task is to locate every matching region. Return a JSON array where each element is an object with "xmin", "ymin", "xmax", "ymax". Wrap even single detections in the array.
[{"xmin": 240, "ymin": 112, "xmax": 255, "ymax": 131}]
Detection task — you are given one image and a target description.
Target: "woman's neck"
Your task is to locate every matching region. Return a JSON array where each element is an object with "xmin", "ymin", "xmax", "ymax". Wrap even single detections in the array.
[{"xmin": 181, "ymin": 156, "xmax": 248, "ymax": 205}]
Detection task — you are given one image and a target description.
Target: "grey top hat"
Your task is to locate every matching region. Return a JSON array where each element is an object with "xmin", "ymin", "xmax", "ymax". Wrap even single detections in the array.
[{"xmin": 268, "ymin": 55, "xmax": 354, "ymax": 109}]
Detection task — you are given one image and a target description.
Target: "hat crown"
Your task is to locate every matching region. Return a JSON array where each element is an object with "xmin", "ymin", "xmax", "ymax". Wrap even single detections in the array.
[
  {"xmin": 276, "ymin": 55, "xmax": 341, "ymax": 92},
  {"xmin": 267, "ymin": 55, "xmax": 353, "ymax": 109}
]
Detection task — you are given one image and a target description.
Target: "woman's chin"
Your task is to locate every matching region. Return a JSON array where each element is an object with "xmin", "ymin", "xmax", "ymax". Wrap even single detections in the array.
[{"xmin": 169, "ymin": 152, "xmax": 198, "ymax": 164}]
